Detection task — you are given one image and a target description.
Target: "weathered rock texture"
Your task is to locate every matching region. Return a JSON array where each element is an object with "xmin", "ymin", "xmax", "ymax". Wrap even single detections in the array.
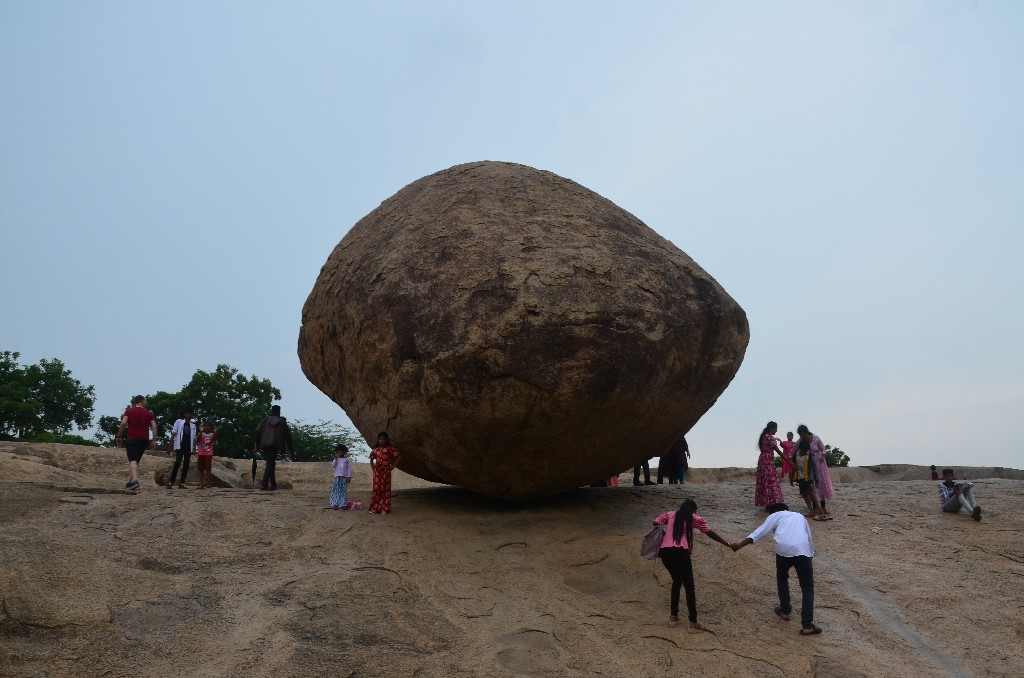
[{"xmin": 298, "ymin": 161, "xmax": 749, "ymax": 499}]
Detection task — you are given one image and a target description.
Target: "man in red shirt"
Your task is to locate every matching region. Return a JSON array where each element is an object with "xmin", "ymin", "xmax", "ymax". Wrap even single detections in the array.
[{"xmin": 115, "ymin": 395, "xmax": 158, "ymax": 490}]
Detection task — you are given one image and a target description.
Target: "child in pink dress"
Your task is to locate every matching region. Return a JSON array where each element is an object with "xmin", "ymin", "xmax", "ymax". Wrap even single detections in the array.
[
  {"xmin": 196, "ymin": 423, "xmax": 217, "ymax": 489},
  {"xmin": 780, "ymin": 432, "xmax": 795, "ymax": 479}
]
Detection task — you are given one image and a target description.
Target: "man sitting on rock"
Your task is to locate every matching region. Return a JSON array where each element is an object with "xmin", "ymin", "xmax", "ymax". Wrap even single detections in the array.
[{"xmin": 938, "ymin": 469, "xmax": 981, "ymax": 521}]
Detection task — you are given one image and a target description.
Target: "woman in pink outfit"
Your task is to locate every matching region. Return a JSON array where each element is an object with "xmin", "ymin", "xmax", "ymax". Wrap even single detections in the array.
[
  {"xmin": 755, "ymin": 421, "xmax": 786, "ymax": 508},
  {"xmin": 652, "ymin": 499, "xmax": 732, "ymax": 630},
  {"xmin": 798, "ymin": 424, "xmax": 835, "ymax": 518},
  {"xmin": 779, "ymin": 431, "xmax": 795, "ymax": 479}
]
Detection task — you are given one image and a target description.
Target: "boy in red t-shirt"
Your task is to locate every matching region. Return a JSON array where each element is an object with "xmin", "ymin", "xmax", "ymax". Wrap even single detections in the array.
[{"xmin": 115, "ymin": 395, "xmax": 157, "ymax": 490}]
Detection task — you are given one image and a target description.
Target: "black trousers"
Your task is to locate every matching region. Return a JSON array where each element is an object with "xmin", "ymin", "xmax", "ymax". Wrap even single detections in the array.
[
  {"xmin": 659, "ymin": 547, "xmax": 697, "ymax": 622},
  {"xmin": 633, "ymin": 461, "xmax": 651, "ymax": 484},
  {"xmin": 776, "ymin": 554, "xmax": 815, "ymax": 628},
  {"xmin": 169, "ymin": 450, "xmax": 191, "ymax": 485},
  {"xmin": 261, "ymin": 447, "xmax": 278, "ymax": 488}
]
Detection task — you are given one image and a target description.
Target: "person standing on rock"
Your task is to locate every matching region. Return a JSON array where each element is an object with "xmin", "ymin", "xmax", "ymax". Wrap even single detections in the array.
[
  {"xmin": 368, "ymin": 432, "xmax": 400, "ymax": 514},
  {"xmin": 253, "ymin": 405, "xmax": 294, "ymax": 491},
  {"xmin": 732, "ymin": 502, "xmax": 822, "ymax": 635},
  {"xmin": 779, "ymin": 432, "xmax": 795, "ymax": 481},
  {"xmin": 797, "ymin": 425, "xmax": 835, "ymax": 519},
  {"xmin": 677, "ymin": 436, "xmax": 690, "ymax": 483},
  {"xmin": 115, "ymin": 395, "xmax": 157, "ymax": 490},
  {"xmin": 633, "ymin": 456, "xmax": 654, "ymax": 486},
  {"xmin": 755, "ymin": 422, "xmax": 786, "ymax": 509},
  {"xmin": 196, "ymin": 422, "xmax": 217, "ymax": 489},
  {"xmin": 329, "ymin": 443, "xmax": 352, "ymax": 509},
  {"xmin": 651, "ymin": 498, "xmax": 733, "ymax": 630},
  {"xmin": 167, "ymin": 408, "xmax": 196, "ymax": 489}
]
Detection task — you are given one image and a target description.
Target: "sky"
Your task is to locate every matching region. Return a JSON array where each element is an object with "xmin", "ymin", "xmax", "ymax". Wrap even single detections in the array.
[{"xmin": 2, "ymin": 1, "xmax": 1022, "ymax": 469}]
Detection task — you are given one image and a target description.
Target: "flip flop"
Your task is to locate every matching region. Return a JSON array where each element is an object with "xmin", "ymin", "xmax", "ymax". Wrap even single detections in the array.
[
  {"xmin": 799, "ymin": 625, "xmax": 823, "ymax": 635},
  {"xmin": 774, "ymin": 607, "xmax": 790, "ymax": 621}
]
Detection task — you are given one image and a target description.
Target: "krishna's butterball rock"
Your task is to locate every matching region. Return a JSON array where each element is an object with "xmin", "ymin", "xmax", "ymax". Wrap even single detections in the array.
[{"xmin": 298, "ymin": 161, "xmax": 749, "ymax": 500}]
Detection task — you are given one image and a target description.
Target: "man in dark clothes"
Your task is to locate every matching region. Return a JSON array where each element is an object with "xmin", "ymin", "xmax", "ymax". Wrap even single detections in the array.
[{"xmin": 253, "ymin": 405, "xmax": 294, "ymax": 490}]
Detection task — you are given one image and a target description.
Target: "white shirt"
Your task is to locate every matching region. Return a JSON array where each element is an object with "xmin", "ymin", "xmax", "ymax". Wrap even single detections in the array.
[
  {"xmin": 748, "ymin": 510, "xmax": 815, "ymax": 558},
  {"xmin": 170, "ymin": 419, "xmax": 197, "ymax": 452}
]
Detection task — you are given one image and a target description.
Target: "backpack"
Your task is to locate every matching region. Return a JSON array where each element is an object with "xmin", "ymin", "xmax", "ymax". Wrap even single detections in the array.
[{"xmin": 640, "ymin": 524, "xmax": 665, "ymax": 560}]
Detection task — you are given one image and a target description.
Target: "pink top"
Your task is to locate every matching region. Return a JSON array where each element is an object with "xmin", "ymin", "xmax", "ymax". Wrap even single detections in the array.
[
  {"xmin": 780, "ymin": 440, "xmax": 793, "ymax": 459},
  {"xmin": 654, "ymin": 511, "xmax": 711, "ymax": 551},
  {"xmin": 197, "ymin": 432, "xmax": 215, "ymax": 456}
]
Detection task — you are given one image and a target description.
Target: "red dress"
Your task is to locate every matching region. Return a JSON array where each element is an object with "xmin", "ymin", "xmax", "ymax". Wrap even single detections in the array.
[
  {"xmin": 755, "ymin": 433, "xmax": 785, "ymax": 507},
  {"xmin": 369, "ymin": 445, "xmax": 400, "ymax": 513}
]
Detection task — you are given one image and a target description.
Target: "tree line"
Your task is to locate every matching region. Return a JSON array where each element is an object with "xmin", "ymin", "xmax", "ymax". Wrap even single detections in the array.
[{"xmin": 1, "ymin": 352, "xmax": 365, "ymax": 462}]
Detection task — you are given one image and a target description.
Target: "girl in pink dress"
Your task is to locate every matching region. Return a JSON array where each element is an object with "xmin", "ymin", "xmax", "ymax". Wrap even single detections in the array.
[
  {"xmin": 755, "ymin": 421, "xmax": 786, "ymax": 508},
  {"xmin": 798, "ymin": 424, "xmax": 835, "ymax": 519},
  {"xmin": 196, "ymin": 423, "xmax": 217, "ymax": 489},
  {"xmin": 779, "ymin": 432, "xmax": 795, "ymax": 479}
]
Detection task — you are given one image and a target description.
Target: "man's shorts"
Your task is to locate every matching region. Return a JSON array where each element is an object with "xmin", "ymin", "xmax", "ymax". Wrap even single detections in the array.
[
  {"xmin": 797, "ymin": 479, "xmax": 814, "ymax": 495},
  {"xmin": 125, "ymin": 439, "xmax": 148, "ymax": 462},
  {"xmin": 196, "ymin": 455, "xmax": 212, "ymax": 472}
]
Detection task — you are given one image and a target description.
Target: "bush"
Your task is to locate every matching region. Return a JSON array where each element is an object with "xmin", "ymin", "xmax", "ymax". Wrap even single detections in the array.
[
  {"xmin": 824, "ymin": 444, "xmax": 850, "ymax": 467},
  {"xmin": 29, "ymin": 432, "xmax": 100, "ymax": 447}
]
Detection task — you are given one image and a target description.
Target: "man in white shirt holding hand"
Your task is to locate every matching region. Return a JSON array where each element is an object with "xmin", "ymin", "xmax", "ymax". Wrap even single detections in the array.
[{"xmin": 732, "ymin": 503, "xmax": 821, "ymax": 635}]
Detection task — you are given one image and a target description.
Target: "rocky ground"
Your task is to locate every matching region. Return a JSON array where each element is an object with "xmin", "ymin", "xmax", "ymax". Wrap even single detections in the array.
[{"xmin": 1, "ymin": 441, "xmax": 1022, "ymax": 678}]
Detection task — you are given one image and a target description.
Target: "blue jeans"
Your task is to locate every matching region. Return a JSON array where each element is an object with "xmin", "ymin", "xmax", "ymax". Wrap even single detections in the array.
[
  {"xmin": 776, "ymin": 554, "xmax": 814, "ymax": 628},
  {"xmin": 330, "ymin": 476, "xmax": 349, "ymax": 507}
]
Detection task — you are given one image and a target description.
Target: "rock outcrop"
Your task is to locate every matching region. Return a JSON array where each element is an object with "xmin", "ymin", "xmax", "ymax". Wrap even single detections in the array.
[{"xmin": 298, "ymin": 161, "xmax": 749, "ymax": 499}]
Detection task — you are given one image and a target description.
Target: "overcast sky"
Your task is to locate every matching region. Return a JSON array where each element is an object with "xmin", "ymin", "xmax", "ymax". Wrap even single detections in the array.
[{"xmin": 2, "ymin": 1, "xmax": 1021, "ymax": 469}]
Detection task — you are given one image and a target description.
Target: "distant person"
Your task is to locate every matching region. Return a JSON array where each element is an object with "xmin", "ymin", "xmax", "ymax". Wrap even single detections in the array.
[
  {"xmin": 780, "ymin": 432, "xmax": 795, "ymax": 480},
  {"xmin": 330, "ymin": 444, "xmax": 352, "ymax": 510},
  {"xmin": 791, "ymin": 439, "xmax": 824, "ymax": 520},
  {"xmin": 167, "ymin": 408, "xmax": 196, "ymax": 489},
  {"xmin": 254, "ymin": 405, "xmax": 294, "ymax": 491},
  {"xmin": 732, "ymin": 503, "xmax": 822, "ymax": 635},
  {"xmin": 633, "ymin": 456, "xmax": 654, "ymax": 486},
  {"xmin": 930, "ymin": 465, "xmax": 940, "ymax": 481},
  {"xmin": 938, "ymin": 469, "xmax": 981, "ymax": 521},
  {"xmin": 797, "ymin": 425, "xmax": 835, "ymax": 518},
  {"xmin": 115, "ymin": 395, "xmax": 157, "ymax": 490},
  {"xmin": 369, "ymin": 432, "xmax": 400, "ymax": 515},
  {"xmin": 657, "ymin": 438, "xmax": 684, "ymax": 485},
  {"xmin": 677, "ymin": 437, "xmax": 690, "ymax": 484},
  {"xmin": 755, "ymin": 421, "xmax": 785, "ymax": 509},
  {"xmin": 195, "ymin": 422, "xmax": 217, "ymax": 489},
  {"xmin": 651, "ymin": 498, "xmax": 732, "ymax": 630}
]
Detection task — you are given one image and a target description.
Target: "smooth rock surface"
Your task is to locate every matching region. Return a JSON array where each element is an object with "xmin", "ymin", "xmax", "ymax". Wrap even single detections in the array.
[{"xmin": 299, "ymin": 161, "xmax": 749, "ymax": 499}]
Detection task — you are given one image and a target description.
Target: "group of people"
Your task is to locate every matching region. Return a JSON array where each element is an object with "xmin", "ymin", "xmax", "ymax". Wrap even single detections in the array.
[
  {"xmin": 757, "ymin": 422, "xmax": 835, "ymax": 520},
  {"xmin": 651, "ymin": 498, "xmax": 821, "ymax": 635},
  {"xmin": 166, "ymin": 409, "xmax": 218, "ymax": 489},
  {"xmin": 112, "ymin": 395, "xmax": 404, "ymax": 515},
  {"xmin": 633, "ymin": 435, "xmax": 691, "ymax": 486}
]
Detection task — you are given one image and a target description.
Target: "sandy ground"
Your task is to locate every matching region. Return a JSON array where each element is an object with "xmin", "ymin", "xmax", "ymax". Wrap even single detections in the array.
[{"xmin": 1, "ymin": 441, "xmax": 1022, "ymax": 678}]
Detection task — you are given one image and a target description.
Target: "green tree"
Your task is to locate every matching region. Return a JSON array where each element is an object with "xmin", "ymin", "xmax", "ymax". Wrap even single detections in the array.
[
  {"xmin": 0, "ymin": 351, "xmax": 95, "ymax": 439},
  {"xmin": 824, "ymin": 444, "xmax": 850, "ymax": 467},
  {"xmin": 288, "ymin": 419, "xmax": 368, "ymax": 462},
  {"xmin": 93, "ymin": 415, "xmax": 121, "ymax": 446},
  {"xmin": 143, "ymin": 364, "xmax": 282, "ymax": 458}
]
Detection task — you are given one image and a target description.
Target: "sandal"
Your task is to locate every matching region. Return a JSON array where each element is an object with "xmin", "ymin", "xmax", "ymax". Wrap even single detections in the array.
[
  {"xmin": 799, "ymin": 625, "xmax": 823, "ymax": 635},
  {"xmin": 774, "ymin": 606, "xmax": 790, "ymax": 621},
  {"xmin": 668, "ymin": 615, "xmax": 678, "ymax": 627},
  {"xmin": 688, "ymin": 622, "xmax": 706, "ymax": 631}
]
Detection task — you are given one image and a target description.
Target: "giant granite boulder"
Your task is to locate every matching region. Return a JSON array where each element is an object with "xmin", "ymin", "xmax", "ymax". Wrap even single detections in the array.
[{"xmin": 298, "ymin": 161, "xmax": 748, "ymax": 500}]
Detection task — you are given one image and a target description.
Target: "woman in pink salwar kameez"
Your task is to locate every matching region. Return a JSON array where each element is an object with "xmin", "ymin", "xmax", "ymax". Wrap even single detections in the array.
[
  {"xmin": 798, "ymin": 424, "xmax": 835, "ymax": 519},
  {"xmin": 755, "ymin": 421, "xmax": 786, "ymax": 508}
]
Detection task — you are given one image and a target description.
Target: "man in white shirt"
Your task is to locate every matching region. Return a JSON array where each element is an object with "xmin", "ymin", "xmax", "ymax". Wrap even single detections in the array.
[
  {"xmin": 167, "ymin": 409, "xmax": 197, "ymax": 489},
  {"xmin": 732, "ymin": 503, "xmax": 821, "ymax": 635}
]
